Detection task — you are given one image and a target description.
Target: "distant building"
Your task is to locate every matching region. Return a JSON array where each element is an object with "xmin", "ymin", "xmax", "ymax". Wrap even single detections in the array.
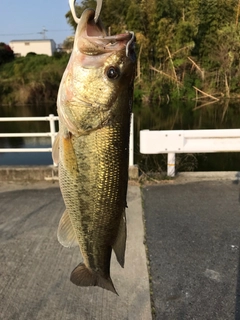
[{"xmin": 9, "ymin": 39, "xmax": 56, "ymax": 57}]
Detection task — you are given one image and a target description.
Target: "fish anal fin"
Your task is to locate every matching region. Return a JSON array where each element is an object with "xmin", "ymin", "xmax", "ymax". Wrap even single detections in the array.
[
  {"xmin": 52, "ymin": 132, "xmax": 60, "ymax": 164},
  {"xmin": 57, "ymin": 210, "xmax": 78, "ymax": 248},
  {"xmin": 112, "ymin": 210, "xmax": 127, "ymax": 268},
  {"xmin": 70, "ymin": 263, "xmax": 118, "ymax": 295}
]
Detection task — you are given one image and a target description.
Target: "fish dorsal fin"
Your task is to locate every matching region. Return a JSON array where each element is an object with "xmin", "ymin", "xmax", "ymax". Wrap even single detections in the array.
[
  {"xmin": 52, "ymin": 132, "xmax": 60, "ymax": 165},
  {"xmin": 57, "ymin": 210, "xmax": 78, "ymax": 247},
  {"xmin": 112, "ymin": 210, "xmax": 127, "ymax": 268}
]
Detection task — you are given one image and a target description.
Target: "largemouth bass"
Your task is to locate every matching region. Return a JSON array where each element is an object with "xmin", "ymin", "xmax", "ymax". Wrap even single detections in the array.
[{"xmin": 53, "ymin": 8, "xmax": 136, "ymax": 294}]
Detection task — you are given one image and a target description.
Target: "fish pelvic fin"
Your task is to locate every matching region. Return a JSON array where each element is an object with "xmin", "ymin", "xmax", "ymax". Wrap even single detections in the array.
[
  {"xmin": 57, "ymin": 210, "xmax": 78, "ymax": 248},
  {"xmin": 112, "ymin": 209, "xmax": 127, "ymax": 268},
  {"xmin": 70, "ymin": 263, "xmax": 118, "ymax": 295}
]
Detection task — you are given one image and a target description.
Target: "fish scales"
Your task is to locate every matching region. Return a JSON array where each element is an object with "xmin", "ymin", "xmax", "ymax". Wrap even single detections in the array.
[
  {"xmin": 54, "ymin": 8, "xmax": 136, "ymax": 294},
  {"xmin": 59, "ymin": 123, "xmax": 130, "ymax": 291}
]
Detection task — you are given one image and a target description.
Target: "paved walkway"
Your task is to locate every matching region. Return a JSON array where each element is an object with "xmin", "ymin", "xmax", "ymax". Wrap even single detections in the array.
[
  {"xmin": 2, "ymin": 174, "xmax": 240, "ymax": 320},
  {"xmin": 143, "ymin": 177, "xmax": 240, "ymax": 320},
  {"xmin": 0, "ymin": 182, "xmax": 151, "ymax": 320}
]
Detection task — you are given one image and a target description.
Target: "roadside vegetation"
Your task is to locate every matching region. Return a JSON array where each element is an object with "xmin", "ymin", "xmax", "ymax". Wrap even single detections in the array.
[
  {"xmin": 1, "ymin": 0, "xmax": 240, "ymax": 106},
  {"xmin": 0, "ymin": 52, "xmax": 69, "ymax": 105}
]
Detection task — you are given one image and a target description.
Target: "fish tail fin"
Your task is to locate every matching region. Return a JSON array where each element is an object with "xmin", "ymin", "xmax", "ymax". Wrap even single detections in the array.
[{"xmin": 70, "ymin": 263, "xmax": 118, "ymax": 295}]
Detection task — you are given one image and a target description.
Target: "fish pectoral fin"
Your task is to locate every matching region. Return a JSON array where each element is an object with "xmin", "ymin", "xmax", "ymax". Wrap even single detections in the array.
[
  {"xmin": 52, "ymin": 132, "xmax": 60, "ymax": 164},
  {"xmin": 57, "ymin": 210, "xmax": 78, "ymax": 247},
  {"xmin": 58, "ymin": 106, "xmax": 79, "ymax": 135},
  {"xmin": 70, "ymin": 263, "xmax": 118, "ymax": 295},
  {"xmin": 112, "ymin": 209, "xmax": 127, "ymax": 268},
  {"xmin": 62, "ymin": 133, "xmax": 80, "ymax": 176}
]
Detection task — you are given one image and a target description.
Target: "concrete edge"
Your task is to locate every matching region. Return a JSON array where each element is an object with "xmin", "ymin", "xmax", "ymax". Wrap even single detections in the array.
[
  {"xmin": 0, "ymin": 166, "xmax": 59, "ymax": 182},
  {"xmin": 0, "ymin": 165, "xmax": 139, "ymax": 182},
  {"xmin": 176, "ymin": 171, "xmax": 240, "ymax": 182},
  {"xmin": 0, "ymin": 166, "xmax": 239, "ymax": 183}
]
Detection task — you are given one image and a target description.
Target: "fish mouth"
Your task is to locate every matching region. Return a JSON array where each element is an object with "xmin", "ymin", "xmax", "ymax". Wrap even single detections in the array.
[{"xmin": 76, "ymin": 9, "xmax": 135, "ymax": 59}]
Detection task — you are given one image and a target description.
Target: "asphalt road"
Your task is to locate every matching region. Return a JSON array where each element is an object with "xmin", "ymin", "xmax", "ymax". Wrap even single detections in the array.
[
  {"xmin": 0, "ymin": 182, "xmax": 151, "ymax": 320},
  {"xmin": 143, "ymin": 179, "xmax": 240, "ymax": 320}
]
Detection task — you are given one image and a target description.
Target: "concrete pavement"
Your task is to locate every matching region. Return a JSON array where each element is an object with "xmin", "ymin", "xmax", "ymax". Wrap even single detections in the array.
[
  {"xmin": 143, "ymin": 178, "xmax": 240, "ymax": 320},
  {"xmin": 0, "ymin": 182, "xmax": 151, "ymax": 320},
  {"xmin": 2, "ymin": 170, "xmax": 240, "ymax": 320}
]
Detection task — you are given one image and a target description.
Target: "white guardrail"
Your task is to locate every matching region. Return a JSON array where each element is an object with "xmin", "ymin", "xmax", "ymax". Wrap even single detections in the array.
[
  {"xmin": 0, "ymin": 114, "xmax": 135, "ymax": 167},
  {"xmin": 140, "ymin": 129, "xmax": 240, "ymax": 177}
]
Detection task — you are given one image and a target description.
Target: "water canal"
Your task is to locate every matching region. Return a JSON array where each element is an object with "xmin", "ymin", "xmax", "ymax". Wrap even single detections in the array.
[{"xmin": 0, "ymin": 100, "xmax": 240, "ymax": 172}]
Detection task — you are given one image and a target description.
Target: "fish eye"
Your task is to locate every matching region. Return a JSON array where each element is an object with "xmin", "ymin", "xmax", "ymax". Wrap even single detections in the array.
[{"xmin": 106, "ymin": 66, "xmax": 120, "ymax": 80}]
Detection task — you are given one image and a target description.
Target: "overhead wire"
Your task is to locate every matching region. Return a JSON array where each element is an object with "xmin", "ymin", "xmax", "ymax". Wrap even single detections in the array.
[{"xmin": 0, "ymin": 30, "xmax": 71, "ymax": 36}]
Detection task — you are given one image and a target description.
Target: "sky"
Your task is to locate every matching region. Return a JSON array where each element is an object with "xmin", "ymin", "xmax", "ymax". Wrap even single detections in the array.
[{"xmin": 0, "ymin": 0, "xmax": 77, "ymax": 46}]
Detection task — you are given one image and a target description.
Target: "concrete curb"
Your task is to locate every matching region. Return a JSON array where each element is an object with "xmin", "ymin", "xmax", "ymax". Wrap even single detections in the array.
[
  {"xmin": 177, "ymin": 171, "xmax": 240, "ymax": 181},
  {"xmin": 1, "ymin": 166, "xmax": 239, "ymax": 182},
  {"xmin": 0, "ymin": 165, "xmax": 139, "ymax": 181},
  {"xmin": 0, "ymin": 165, "xmax": 59, "ymax": 181}
]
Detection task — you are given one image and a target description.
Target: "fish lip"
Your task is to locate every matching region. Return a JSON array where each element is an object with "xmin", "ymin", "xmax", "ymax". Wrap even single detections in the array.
[
  {"xmin": 78, "ymin": 9, "xmax": 107, "ymax": 38},
  {"xmin": 77, "ymin": 9, "xmax": 135, "ymax": 56}
]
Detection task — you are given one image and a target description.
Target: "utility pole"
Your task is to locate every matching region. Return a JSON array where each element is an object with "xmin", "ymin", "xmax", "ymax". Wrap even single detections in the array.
[{"xmin": 38, "ymin": 27, "xmax": 48, "ymax": 39}]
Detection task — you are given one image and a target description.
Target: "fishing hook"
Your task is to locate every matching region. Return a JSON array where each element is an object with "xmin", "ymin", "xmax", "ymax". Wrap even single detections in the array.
[
  {"xmin": 69, "ymin": 0, "xmax": 80, "ymax": 24},
  {"xmin": 69, "ymin": 0, "xmax": 103, "ymax": 24},
  {"xmin": 94, "ymin": 0, "xmax": 103, "ymax": 23},
  {"xmin": 126, "ymin": 32, "xmax": 135, "ymax": 57}
]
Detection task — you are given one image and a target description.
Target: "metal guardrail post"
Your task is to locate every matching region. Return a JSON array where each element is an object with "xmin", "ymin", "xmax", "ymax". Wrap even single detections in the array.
[
  {"xmin": 48, "ymin": 114, "xmax": 58, "ymax": 166},
  {"xmin": 49, "ymin": 114, "xmax": 56, "ymax": 147},
  {"xmin": 167, "ymin": 153, "xmax": 175, "ymax": 177}
]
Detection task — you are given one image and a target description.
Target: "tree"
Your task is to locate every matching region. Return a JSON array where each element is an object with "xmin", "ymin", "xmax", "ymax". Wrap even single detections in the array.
[
  {"xmin": 192, "ymin": 0, "xmax": 236, "ymax": 64},
  {"xmin": 209, "ymin": 24, "xmax": 240, "ymax": 97},
  {"xmin": 0, "ymin": 43, "xmax": 14, "ymax": 65},
  {"xmin": 62, "ymin": 36, "xmax": 74, "ymax": 52},
  {"xmin": 64, "ymin": 0, "xmax": 240, "ymax": 100}
]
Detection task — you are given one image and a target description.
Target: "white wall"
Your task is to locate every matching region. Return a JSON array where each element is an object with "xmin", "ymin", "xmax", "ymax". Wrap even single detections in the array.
[{"xmin": 9, "ymin": 40, "xmax": 56, "ymax": 57}]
